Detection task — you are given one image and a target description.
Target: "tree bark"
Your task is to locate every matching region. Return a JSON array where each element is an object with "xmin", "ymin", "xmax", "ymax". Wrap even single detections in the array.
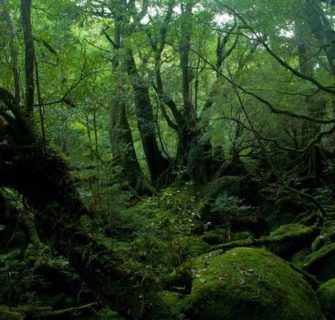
[
  {"xmin": 296, "ymin": 9, "xmax": 325, "ymax": 178},
  {"xmin": 21, "ymin": 0, "xmax": 35, "ymax": 117},
  {"xmin": 0, "ymin": 0, "xmax": 20, "ymax": 107},
  {"xmin": 105, "ymin": 12, "xmax": 152, "ymax": 194},
  {"xmin": 175, "ymin": 2, "xmax": 215, "ymax": 183},
  {"xmin": 126, "ymin": 50, "xmax": 170, "ymax": 184},
  {"xmin": 305, "ymin": 0, "xmax": 335, "ymax": 75}
]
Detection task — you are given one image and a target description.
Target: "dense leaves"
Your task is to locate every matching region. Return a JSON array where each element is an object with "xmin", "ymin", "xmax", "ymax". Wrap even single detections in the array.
[{"xmin": 2, "ymin": 0, "xmax": 335, "ymax": 319}]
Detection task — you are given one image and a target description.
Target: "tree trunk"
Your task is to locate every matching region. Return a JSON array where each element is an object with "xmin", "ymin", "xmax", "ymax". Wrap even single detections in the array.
[
  {"xmin": 126, "ymin": 50, "xmax": 170, "ymax": 185},
  {"xmin": 305, "ymin": 0, "xmax": 335, "ymax": 75},
  {"xmin": 175, "ymin": 2, "xmax": 215, "ymax": 184},
  {"xmin": 0, "ymin": 89, "xmax": 151, "ymax": 318},
  {"xmin": 106, "ymin": 15, "xmax": 152, "ymax": 194},
  {"xmin": 109, "ymin": 91, "xmax": 151, "ymax": 192},
  {"xmin": 295, "ymin": 10, "xmax": 325, "ymax": 178},
  {"xmin": 0, "ymin": 0, "xmax": 20, "ymax": 107},
  {"xmin": 21, "ymin": 0, "xmax": 35, "ymax": 118}
]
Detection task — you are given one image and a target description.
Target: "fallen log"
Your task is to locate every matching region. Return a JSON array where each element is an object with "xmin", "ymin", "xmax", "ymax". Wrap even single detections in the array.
[{"xmin": 212, "ymin": 224, "xmax": 319, "ymax": 259}]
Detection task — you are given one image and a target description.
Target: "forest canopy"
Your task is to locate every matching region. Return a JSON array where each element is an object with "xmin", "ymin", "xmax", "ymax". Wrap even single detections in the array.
[{"xmin": 1, "ymin": 0, "xmax": 335, "ymax": 319}]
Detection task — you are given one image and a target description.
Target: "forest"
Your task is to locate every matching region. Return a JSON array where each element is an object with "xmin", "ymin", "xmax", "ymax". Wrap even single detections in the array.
[{"xmin": 2, "ymin": 0, "xmax": 335, "ymax": 319}]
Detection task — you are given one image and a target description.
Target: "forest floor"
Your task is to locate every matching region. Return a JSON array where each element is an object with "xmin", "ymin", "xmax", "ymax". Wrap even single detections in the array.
[{"xmin": 1, "ymin": 174, "xmax": 335, "ymax": 319}]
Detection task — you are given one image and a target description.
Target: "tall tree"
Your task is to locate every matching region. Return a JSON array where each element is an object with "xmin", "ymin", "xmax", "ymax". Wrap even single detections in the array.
[
  {"xmin": 21, "ymin": 0, "xmax": 35, "ymax": 118},
  {"xmin": 0, "ymin": 0, "xmax": 20, "ymax": 107},
  {"xmin": 106, "ymin": 2, "xmax": 150, "ymax": 193},
  {"xmin": 305, "ymin": 0, "xmax": 335, "ymax": 76}
]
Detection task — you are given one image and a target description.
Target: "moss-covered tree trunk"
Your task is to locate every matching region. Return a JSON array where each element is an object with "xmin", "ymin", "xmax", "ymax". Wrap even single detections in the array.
[
  {"xmin": 305, "ymin": 0, "xmax": 335, "ymax": 75},
  {"xmin": 175, "ymin": 2, "xmax": 216, "ymax": 184},
  {"xmin": 0, "ymin": 106, "xmax": 147, "ymax": 318},
  {"xmin": 295, "ymin": 12, "xmax": 325, "ymax": 180},
  {"xmin": 126, "ymin": 50, "xmax": 170, "ymax": 185},
  {"xmin": 108, "ymin": 18, "xmax": 150, "ymax": 194}
]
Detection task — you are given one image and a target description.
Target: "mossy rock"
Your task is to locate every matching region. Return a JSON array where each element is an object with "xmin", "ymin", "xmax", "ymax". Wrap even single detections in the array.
[
  {"xmin": 202, "ymin": 228, "xmax": 228, "ymax": 245},
  {"xmin": 179, "ymin": 236, "xmax": 211, "ymax": 257},
  {"xmin": 91, "ymin": 308, "xmax": 124, "ymax": 319},
  {"xmin": 317, "ymin": 278, "xmax": 335, "ymax": 320},
  {"xmin": 312, "ymin": 222, "xmax": 335, "ymax": 252},
  {"xmin": 202, "ymin": 229, "xmax": 252, "ymax": 245},
  {"xmin": 214, "ymin": 224, "xmax": 318, "ymax": 261},
  {"xmin": 157, "ymin": 291, "xmax": 186, "ymax": 319},
  {"xmin": 0, "ymin": 305, "xmax": 23, "ymax": 320},
  {"xmin": 270, "ymin": 224, "xmax": 309, "ymax": 237},
  {"xmin": 267, "ymin": 224, "xmax": 319, "ymax": 259},
  {"xmin": 292, "ymin": 248, "xmax": 312, "ymax": 266},
  {"xmin": 232, "ymin": 231, "xmax": 253, "ymax": 241},
  {"xmin": 164, "ymin": 262, "xmax": 192, "ymax": 297},
  {"xmin": 312, "ymin": 236, "xmax": 327, "ymax": 252},
  {"xmin": 183, "ymin": 248, "xmax": 323, "ymax": 320},
  {"xmin": 300, "ymin": 243, "xmax": 335, "ymax": 282}
]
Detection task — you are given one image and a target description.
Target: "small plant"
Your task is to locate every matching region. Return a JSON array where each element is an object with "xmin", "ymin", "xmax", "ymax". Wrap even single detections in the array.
[
  {"xmin": 211, "ymin": 193, "xmax": 253, "ymax": 240},
  {"xmin": 314, "ymin": 186, "xmax": 333, "ymax": 206},
  {"xmin": 211, "ymin": 192, "xmax": 253, "ymax": 215},
  {"xmin": 0, "ymin": 250, "xmax": 40, "ymax": 306},
  {"xmin": 323, "ymin": 159, "xmax": 335, "ymax": 175}
]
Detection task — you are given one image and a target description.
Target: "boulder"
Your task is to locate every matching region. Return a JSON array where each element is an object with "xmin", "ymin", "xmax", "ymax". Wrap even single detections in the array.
[
  {"xmin": 300, "ymin": 243, "xmax": 335, "ymax": 282},
  {"xmin": 317, "ymin": 278, "xmax": 335, "ymax": 320},
  {"xmin": 184, "ymin": 248, "xmax": 324, "ymax": 320}
]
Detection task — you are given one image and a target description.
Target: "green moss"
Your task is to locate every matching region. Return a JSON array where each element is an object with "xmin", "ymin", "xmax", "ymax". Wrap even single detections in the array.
[
  {"xmin": 291, "ymin": 248, "xmax": 312, "ymax": 266},
  {"xmin": 91, "ymin": 308, "xmax": 124, "ymax": 320},
  {"xmin": 24, "ymin": 243, "xmax": 50, "ymax": 268},
  {"xmin": 0, "ymin": 305, "xmax": 23, "ymax": 320},
  {"xmin": 202, "ymin": 229, "xmax": 252, "ymax": 245},
  {"xmin": 183, "ymin": 248, "xmax": 323, "ymax": 320},
  {"xmin": 232, "ymin": 231, "xmax": 252, "ymax": 241},
  {"xmin": 301, "ymin": 222, "xmax": 335, "ymax": 281},
  {"xmin": 312, "ymin": 236, "xmax": 326, "ymax": 252},
  {"xmin": 300, "ymin": 243, "xmax": 335, "ymax": 281},
  {"xmin": 157, "ymin": 291, "xmax": 186, "ymax": 319},
  {"xmin": 312, "ymin": 222, "xmax": 335, "ymax": 252},
  {"xmin": 202, "ymin": 228, "xmax": 228, "ymax": 245},
  {"xmin": 266, "ymin": 224, "xmax": 318, "ymax": 259},
  {"xmin": 270, "ymin": 224, "xmax": 311, "ymax": 237},
  {"xmin": 179, "ymin": 237, "xmax": 210, "ymax": 257},
  {"xmin": 214, "ymin": 224, "xmax": 318, "ymax": 260},
  {"xmin": 317, "ymin": 278, "xmax": 335, "ymax": 320}
]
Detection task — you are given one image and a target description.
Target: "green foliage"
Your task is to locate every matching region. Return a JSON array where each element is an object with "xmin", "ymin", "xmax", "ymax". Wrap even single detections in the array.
[
  {"xmin": 0, "ymin": 250, "xmax": 40, "ymax": 306},
  {"xmin": 93, "ymin": 308, "xmax": 125, "ymax": 320},
  {"xmin": 3, "ymin": 0, "xmax": 335, "ymax": 318},
  {"xmin": 323, "ymin": 159, "xmax": 335, "ymax": 175},
  {"xmin": 158, "ymin": 291, "xmax": 186, "ymax": 320},
  {"xmin": 314, "ymin": 187, "xmax": 333, "ymax": 206},
  {"xmin": 0, "ymin": 305, "xmax": 23, "ymax": 320},
  {"xmin": 211, "ymin": 192, "xmax": 252, "ymax": 215},
  {"xmin": 112, "ymin": 185, "xmax": 200, "ymax": 273}
]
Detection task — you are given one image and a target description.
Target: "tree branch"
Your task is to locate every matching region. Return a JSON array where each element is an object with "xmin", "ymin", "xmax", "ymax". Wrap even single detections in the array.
[
  {"xmin": 224, "ymin": 5, "xmax": 335, "ymax": 96},
  {"xmin": 192, "ymin": 49, "xmax": 335, "ymax": 125}
]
